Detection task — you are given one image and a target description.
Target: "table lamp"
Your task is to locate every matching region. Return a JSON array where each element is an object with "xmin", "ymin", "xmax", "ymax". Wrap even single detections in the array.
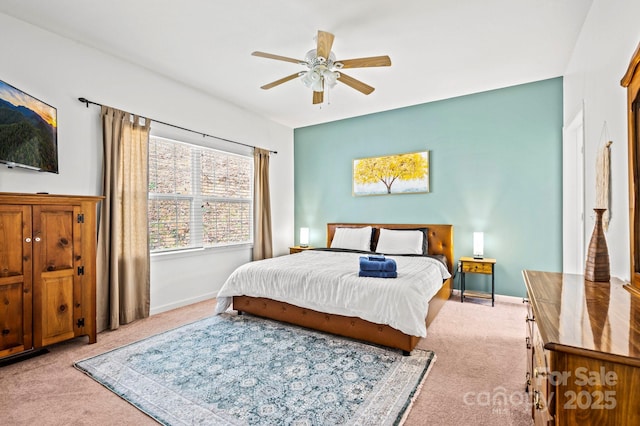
[
  {"xmin": 300, "ymin": 227, "xmax": 310, "ymax": 247},
  {"xmin": 473, "ymin": 232, "xmax": 484, "ymax": 259}
]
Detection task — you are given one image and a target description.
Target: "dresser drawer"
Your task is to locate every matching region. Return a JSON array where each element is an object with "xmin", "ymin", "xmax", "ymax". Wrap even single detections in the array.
[{"xmin": 462, "ymin": 261, "xmax": 493, "ymax": 274}]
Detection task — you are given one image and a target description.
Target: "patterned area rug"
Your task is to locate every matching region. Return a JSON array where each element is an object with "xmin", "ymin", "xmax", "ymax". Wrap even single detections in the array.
[{"xmin": 74, "ymin": 313, "xmax": 435, "ymax": 425}]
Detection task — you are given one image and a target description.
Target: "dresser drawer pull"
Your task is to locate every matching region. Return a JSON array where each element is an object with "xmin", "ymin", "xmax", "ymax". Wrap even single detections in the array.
[
  {"xmin": 526, "ymin": 316, "xmax": 535, "ymax": 322},
  {"xmin": 534, "ymin": 390, "xmax": 545, "ymax": 410},
  {"xmin": 526, "ymin": 337, "xmax": 531, "ymax": 349},
  {"xmin": 534, "ymin": 368, "xmax": 547, "ymax": 378}
]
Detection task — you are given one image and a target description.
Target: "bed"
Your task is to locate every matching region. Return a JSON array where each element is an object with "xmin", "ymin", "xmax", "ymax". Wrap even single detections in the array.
[{"xmin": 215, "ymin": 223, "xmax": 454, "ymax": 354}]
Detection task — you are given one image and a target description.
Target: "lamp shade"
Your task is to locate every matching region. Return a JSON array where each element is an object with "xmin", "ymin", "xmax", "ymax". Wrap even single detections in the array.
[
  {"xmin": 473, "ymin": 232, "xmax": 484, "ymax": 258},
  {"xmin": 300, "ymin": 227, "xmax": 310, "ymax": 247}
]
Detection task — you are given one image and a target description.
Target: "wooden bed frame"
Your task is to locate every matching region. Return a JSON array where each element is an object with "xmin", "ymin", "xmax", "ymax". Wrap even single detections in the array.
[{"xmin": 234, "ymin": 223, "xmax": 454, "ymax": 354}]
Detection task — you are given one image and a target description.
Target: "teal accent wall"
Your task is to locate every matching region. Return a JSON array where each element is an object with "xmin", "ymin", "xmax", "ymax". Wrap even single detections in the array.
[{"xmin": 294, "ymin": 78, "xmax": 563, "ymax": 298}]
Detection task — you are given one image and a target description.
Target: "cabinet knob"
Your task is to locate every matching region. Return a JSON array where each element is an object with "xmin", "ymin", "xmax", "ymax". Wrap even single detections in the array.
[
  {"xmin": 25, "ymin": 237, "xmax": 31, "ymax": 243},
  {"xmin": 34, "ymin": 237, "xmax": 41, "ymax": 242}
]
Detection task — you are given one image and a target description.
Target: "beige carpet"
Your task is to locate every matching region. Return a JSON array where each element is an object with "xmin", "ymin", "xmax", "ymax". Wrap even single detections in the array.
[
  {"xmin": 406, "ymin": 296, "xmax": 533, "ymax": 425},
  {"xmin": 0, "ymin": 296, "xmax": 533, "ymax": 425}
]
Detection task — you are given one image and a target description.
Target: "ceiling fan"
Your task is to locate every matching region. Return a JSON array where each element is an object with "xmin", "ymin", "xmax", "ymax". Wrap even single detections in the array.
[{"xmin": 252, "ymin": 30, "xmax": 392, "ymax": 105}]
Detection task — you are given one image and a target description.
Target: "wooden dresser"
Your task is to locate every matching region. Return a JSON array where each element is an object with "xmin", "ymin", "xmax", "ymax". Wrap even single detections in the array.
[
  {"xmin": 522, "ymin": 270, "xmax": 640, "ymax": 425},
  {"xmin": 0, "ymin": 193, "xmax": 102, "ymax": 360}
]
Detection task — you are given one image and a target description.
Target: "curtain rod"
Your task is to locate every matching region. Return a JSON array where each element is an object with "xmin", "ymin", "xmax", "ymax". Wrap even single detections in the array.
[{"xmin": 77, "ymin": 97, "xmax": 277, "ymax": 154}]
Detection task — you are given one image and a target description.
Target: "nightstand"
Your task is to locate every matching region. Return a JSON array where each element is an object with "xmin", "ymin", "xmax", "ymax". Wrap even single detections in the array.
[
  {"xmin": 289, "ymin": 246, "xmax": 313, "ymax": 254},
  {"xmin": 460, "ymin": 256, "xmax": 496, "ymax": 306}
]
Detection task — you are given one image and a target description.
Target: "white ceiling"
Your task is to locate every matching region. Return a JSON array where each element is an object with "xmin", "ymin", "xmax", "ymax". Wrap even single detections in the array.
[{"xmin": 0, "ymin": 0, "xmax": 593, "ymax": 129}]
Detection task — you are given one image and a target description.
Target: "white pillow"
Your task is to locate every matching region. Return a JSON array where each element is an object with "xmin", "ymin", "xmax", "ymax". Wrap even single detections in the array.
[
  {"xmin": 375, "ymin": 228, "xmax": 424, "ymax": 255},
  {"xmin": 330, "ymin": 226, "xmax": 372, "ymax": 251}
]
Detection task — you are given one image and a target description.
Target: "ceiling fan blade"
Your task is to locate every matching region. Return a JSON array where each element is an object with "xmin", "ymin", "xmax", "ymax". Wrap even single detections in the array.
[
  {"xmin": 260, "ymin": 73, "xmax": 300, "ymax": 90},
  {"xmin": 337, "ymin": 56, "xmax": 392, "ymax": 68},
  {"xmin": 313, "ymin": 91, "xmax": 324, "ymax": 105},
  {"xmin": 252, "ymin": 51, "xmax": 303, "ymax": 64},
  {"xmin": 316, "ymin": 30, "xmax": 335, "ymax": 60},
  {"xmin": 337, "ymin": 72, "xmax": 375, "ymax": 95}
]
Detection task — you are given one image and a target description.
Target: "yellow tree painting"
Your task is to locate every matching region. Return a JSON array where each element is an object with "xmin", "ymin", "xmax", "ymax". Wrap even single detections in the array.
[{"xmin": 353, "ymin": 151, "xmax": 429, "ymax": 196}]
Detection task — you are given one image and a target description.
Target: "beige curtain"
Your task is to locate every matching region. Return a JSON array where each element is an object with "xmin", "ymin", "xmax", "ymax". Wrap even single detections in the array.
[
  {"xmin": 97, "ymin": 106, "xmax": 151, "ymax": 331},
  {"xmin": 253, "ymin": 148, "xmax": 273, "ymax": 260}
]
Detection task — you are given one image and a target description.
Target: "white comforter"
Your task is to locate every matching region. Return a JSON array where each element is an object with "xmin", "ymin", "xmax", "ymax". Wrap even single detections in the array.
[{"xmin": 215, "ymin": 250, "xmax": 451, "ymax": 337}]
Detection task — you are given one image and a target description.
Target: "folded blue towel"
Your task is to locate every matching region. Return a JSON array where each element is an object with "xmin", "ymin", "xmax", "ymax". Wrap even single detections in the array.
[
  {"xmin": 359, "ymin": 256, "xmax": 397, "ymax": 272},
  {"xmin": 359, "ymin": 270, "xmax": 398, "ymax": 278}
]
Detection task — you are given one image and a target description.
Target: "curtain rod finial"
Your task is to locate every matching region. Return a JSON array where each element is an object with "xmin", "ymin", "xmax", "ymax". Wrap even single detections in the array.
[{"xmin": 78, "ymin": 97, "xmax": 89, "ymax": 108}]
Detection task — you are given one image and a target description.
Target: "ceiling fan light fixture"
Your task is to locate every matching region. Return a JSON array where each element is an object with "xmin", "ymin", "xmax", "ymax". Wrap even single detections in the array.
[
  {"xmin": 323, "ymin": 69, "xmax": 339, "ymax": 88},
  {"xmin": 301, "ymin": 69, "xmax": 324, "ymax": 92},
  {"xmin": 301, "ymin": 65, "xmax": 339, "ymax": 93}
]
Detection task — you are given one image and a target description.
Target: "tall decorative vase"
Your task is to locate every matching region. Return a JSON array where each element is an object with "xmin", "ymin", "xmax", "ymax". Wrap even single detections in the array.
[{"xmin": 585, "ymin": 208, "xmax": 610, "ymax": 282}]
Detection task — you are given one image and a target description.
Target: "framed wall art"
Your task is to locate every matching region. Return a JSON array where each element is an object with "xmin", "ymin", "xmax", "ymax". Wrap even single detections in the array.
[{"xmin": 352, "ymin": 150, "xmax": 429, "ymax": 196}]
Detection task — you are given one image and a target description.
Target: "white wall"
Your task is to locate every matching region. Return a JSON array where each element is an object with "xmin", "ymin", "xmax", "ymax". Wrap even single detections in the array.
[
  {"xmin": 0, "ymin": 13, "xmax": 294, "ymax": 314},
  {"xmin": 563, "ymin": 0, "xmax": 640, "ymax": 281}
]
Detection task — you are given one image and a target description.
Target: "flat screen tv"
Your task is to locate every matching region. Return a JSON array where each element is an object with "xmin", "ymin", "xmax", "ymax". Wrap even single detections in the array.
[{"xmin": 0, "ymin": 79, "xmax": 58, "ymax": 173}]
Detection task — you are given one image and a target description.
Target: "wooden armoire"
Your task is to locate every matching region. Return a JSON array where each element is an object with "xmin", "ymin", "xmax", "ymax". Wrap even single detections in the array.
[{"xmin": 0, "ymin": 193, "xmax": 102, "ymax": 360}]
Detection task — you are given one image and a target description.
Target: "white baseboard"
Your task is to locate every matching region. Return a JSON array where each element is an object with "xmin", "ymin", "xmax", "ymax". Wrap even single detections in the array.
[
  {"xmin": 451, "ymin": 289, "xmax": 525, "ymax": 305},
  {"xmin": 494, "ymin": 293, "xmax": 527, "ymax": 304},
  {"xmin": 150, "ymin": 292, "xmax": 217, "ymax": 316}
]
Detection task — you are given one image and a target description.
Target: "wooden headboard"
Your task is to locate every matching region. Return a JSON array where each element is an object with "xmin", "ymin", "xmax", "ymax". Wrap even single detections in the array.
[{"xmin": 326, "ymin": 223, "xmax": 454, "ymax": 272}]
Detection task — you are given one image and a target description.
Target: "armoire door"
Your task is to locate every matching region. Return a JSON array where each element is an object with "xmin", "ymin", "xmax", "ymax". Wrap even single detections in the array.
[
  {"xmin": 0, "ymin": 205, "xmax": 33, "ymax": 357},
  {"xmin": 32, "ymin": 205, "xmax": 83, "ymax": 347}
]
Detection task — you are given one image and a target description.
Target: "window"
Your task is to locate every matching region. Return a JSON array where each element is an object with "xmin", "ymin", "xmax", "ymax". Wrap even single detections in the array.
[{"xmin": 148, "ymin": 136, "xmax": 253, "ymax": 253}]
